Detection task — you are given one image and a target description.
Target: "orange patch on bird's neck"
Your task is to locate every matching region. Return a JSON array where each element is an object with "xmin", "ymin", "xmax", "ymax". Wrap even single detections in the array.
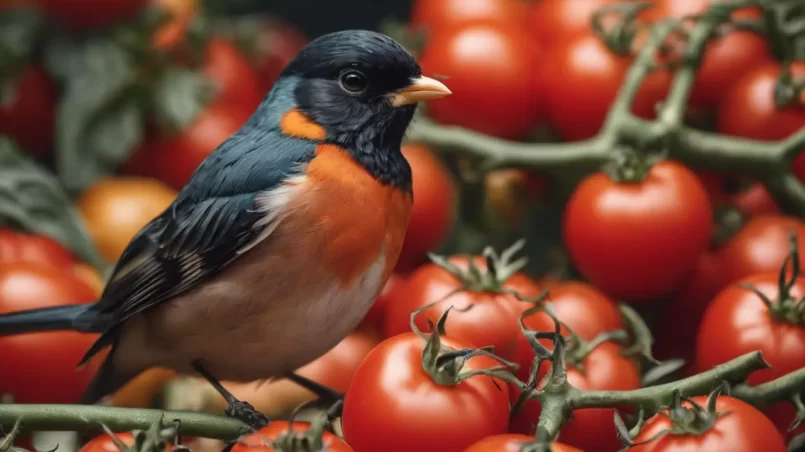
[{"xmin": 280, "ymin": 108, "xmax": 327, "ymax": 141}]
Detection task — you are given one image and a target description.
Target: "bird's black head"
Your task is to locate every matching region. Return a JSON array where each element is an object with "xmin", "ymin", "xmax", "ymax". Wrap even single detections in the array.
[{"xmin": 277, "ymin": 30, "xmax": 450, "ymax": 188}]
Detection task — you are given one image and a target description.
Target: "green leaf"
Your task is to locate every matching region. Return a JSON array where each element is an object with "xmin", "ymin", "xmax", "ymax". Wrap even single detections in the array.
[
  {"xmin": 45, "ymin": 36, "xmax": 144, "ymax": 193},
  {"xmin": 152, "ymin": 66, "xmax": 214, "ymax": 134},
  {"xmin": 0, "ymin": 136, "xmax": 108, "ymax": 271}
]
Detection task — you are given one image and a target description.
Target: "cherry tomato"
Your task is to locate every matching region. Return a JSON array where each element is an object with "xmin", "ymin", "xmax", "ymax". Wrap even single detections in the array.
[
  {"xmin": 151, "ymin": 0, "xmax": 198, "ymax": 50},
  {"xmin": 80, "ymin": 432, "xmax": 174, "ymax": 452},
  {"xmin": 204, "ymin": 38, "xmax": 264, "ymax": 112},
  {"xmin": 527, "ymin": 0, "xmax": 631, "ymax": 47},
  {"xmin": 718, "ymin": 62, "xmax": 805, "ymax": 182},
  {"xmin": 410, "ymin": 0, "xmax": 527, "ymax": 33},
  {"xmin": 0, "ymin": 264, "xmax": 99, "ymax": 403},
  {"xmin": 124, "ymin": 102, "xmax": 252, "ymax": 190},
  {"xmin": 419, "ymin": 23, "xmax": 545, "ymax": 140},
  {"xmin": 698, "ymin": 172, "xmax": 779, "ymax": 217},
  {"xmin": 512, "ymin": 281, "xmax": 623, "ymax": 381},
  {"xmin": 464, "ymin": 434, "xmax": 582, "ymax": 452},
  {"xmin": 77, "ymin": 176, "xmax": 177, "ymax": 263},
  {"xmin": 342, "ymin": 333, "xmax": 510, "ymax": 452},
  {"xmin": 717, "ymin": 215, "xmax": 805, "ymax": 287},
  {"xmin": 545, "ymin": 33, "xmax": 670, "ymax": 141},
  {"xmin": 0, "ymin": 66, "xmax": 57, "ymax": 157},
  {"xmin": 563, "ymin": 160, "xmax": 713, "ymax": 302},
  {"xmin": 511, "ymin": 342, "xmax": 641, "ymax": 452},
  {"xmin": 395, "ymin": 143, "xmax": 457, "ymax": 272},
  {"xmin": 247, "ymin": 16, "xmax": 308, "ymax": 92},
  {"xmin": 35, "ymin": 0, "xmax": 146, "ymax": 30},
  {"xmin": 359, "ymin": 274, "xmax": 405, "ymax": 336},
  {"xmin": 631, "ymin": 396, "xmax": 786, "ymax": 452},
  {"xmin": 384, "ymin": 256, "xmax": 541, "ymax": 360},
  {"xmin": 231, "ymin": 421, "xmax": 352, "ymax": 452},
  {"xmin": 0, "ymin": 228, "xmax": 75, "ymax": 270}
]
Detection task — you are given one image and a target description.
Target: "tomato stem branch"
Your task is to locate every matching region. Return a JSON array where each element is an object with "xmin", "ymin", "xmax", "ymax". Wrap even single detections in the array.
[{"xmin": 729, "ymin": 367, "xmax": 805, "ymax": 408}]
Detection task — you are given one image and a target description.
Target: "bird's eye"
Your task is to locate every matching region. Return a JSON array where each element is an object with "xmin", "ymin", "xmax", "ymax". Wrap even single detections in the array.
[{"xmin": 340, "ymin": 70, "xmax": 368, "ymax": 93}]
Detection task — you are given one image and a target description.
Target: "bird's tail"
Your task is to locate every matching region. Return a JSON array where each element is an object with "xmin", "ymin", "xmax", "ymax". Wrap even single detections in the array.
[{"xmin": 0, "ymin": 303, "xmax": 98, "ymax": 335}]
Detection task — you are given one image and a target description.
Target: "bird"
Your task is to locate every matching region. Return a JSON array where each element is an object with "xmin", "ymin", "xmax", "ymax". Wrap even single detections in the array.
[{"xmin": 0, "ymin": 29, "xmax": 450, "ymax": 426}]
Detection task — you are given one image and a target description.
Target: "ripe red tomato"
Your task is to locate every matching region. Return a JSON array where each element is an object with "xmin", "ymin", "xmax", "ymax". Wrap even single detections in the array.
[
  {"xmin": 204, "ymin": 38, "xmax": 264, "ymax": 113},
  {"xmin": 35, "ymin": 0, "xmax": 147, "ymax": 29},
  {"xmin": 511, "ymin": 342, "xmax": 641, "ymax": 452},
  {"xmin": 464, "ymin": 434, "xmax": 582, "ymax": 452},
  {"xmin": 342, "ymin": 333, "xmax": 511, "ymax": 452},
  {"xmin": 384, "ymin": 255, "xmax": 541, "ymax": 360},
  {"xmin": 395, "ymin": 143, "xmax": 457, "ymax": 272},
  {"xmin": 545, "ymin": 33, "xmax": 670, "ymax": 141},
  {"xmin": 698, "ymin": 172, "xmax": 779, "ymax": 217},
  {"xmin": 0, "ymin": 264, "xmax": 99, "ymax": 403},
  {"xmin": 231, "ymin": 421, "xmax": 352, "ymax": 452},
  {"xmin": 718, "ymin": 62, "xmax": 805, "ymax": 182},
  {"xmin": 410, "ymin": 0, "xmax": 527, "ymax": 33},
  {"xmin": 563, "ymin": 160, "xmax": 713, "ymax": 302},
  {"xmin": 527, "ymin": 0, "xmax": 629, "ymax": 46},
  {"xmin": 0, "ymin": 66, "xmax": 57, "ymax": 157},
  {"xmin": 0, "ymin": 228, "xmax": 75, "ymax": 270},
  {"xmin": 418, "ymin": 23, "xmax": 545, "ymax": 140},
  {"xmin": 124, "ymin": 102, "xmax": 252, "ymax": 189},
  {"xmin": 247, "ymin": 16, "xmax": 308, "ymax": 92},
  {"xmin": 80, "ymin": 432, "xmax": 174, "ymax": 452},
  {"xmin": 359, "ymin": 274, "xmax": 405, "ymax": 336},
  {"xmin": 631, "ymin": 396, "xmax": 786, "ymax": 452},
  {"xmin": 717, "ymin": 215, "xmax": 805, "ymax": 286}
]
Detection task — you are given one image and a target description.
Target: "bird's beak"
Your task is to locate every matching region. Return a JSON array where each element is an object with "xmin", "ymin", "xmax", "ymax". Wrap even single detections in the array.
[{"xmin": 391, "ymin": 76, "xmax": 452, "ymax": 107}]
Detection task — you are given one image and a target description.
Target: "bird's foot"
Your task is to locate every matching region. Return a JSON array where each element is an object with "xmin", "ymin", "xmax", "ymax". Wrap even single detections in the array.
[{"xmin": 191, "ymin": 359, "xmax": 270, "ymax": 430}]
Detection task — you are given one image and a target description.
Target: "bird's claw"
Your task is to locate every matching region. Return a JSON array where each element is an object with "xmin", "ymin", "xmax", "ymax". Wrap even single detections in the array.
[{"xmin": 225, "ymin": 399, "xmax": 270, "ymax": 430}]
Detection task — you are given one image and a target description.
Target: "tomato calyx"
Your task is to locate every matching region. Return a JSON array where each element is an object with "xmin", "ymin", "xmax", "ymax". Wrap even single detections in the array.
[
  {"xmin": 590, "ymin": 1, "xmax": 654, "ymax": 56},
  {"xmin": 564, "ymin": 328, "xmax": 629, "ymax": 374},
  {"xmin": 633, "ymin": 386, "xmax": 730, "ymax": 447},
  {"xmin": 427, "ymin": 240, "xmax": 529, "ymax": 294},
  {"xmin": 739, "ymin": 233, "xmax": 805, "ymax": 326},
  {"xmin": 268, "ymin": 412, "xmax": 332, "ymax": 452},
  {"xmin": 711, "ymin": 205, "xmax": 746, "ymax": 247},
  {"xmin": 603, "ymin": 150, "xmax": 661, "ymax": 184},
  {"xmin": 773, "ymin": 62, "xmax": 805, "ymax": 109},
  {"xmin": 97, "ymin": 418, "xmax": 177, "ymax": 452}
]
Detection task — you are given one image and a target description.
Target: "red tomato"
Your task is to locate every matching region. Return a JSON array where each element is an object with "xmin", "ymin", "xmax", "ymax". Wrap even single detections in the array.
[
  {"xmin": 343, "ymin": 333, "xmax": 510, "ymax": 452},
  {"xmin": 248, "ymin": 16, "xmax": 308, "ymax": 92},
  {"xmin": 0, "ymin": 264, "xmax": 99, "ymax": 403},
  {"xmin": 80, "ymin": 432, "xmax": 174, "ymax": 452},
  {"xmin": 527, "ymin": 0, "xmax": 630, "ymax": 46},
  {"xmin": 512, "ymin": 281, "xmax": 623, "ymax": 380},
  {"xmin": 464, "ymin": 434, "xmax": 582, "ymax": 452},
  {"xmin": 511, "ymin": 342, "xmax": 641, "ymax": 452},
  {"xmin": 410, "ymin": 0, "xmax": 527, "ymax": 32},
  {"xmin": 0, "ymin": 66, "xmax": 57, "ymax": 157},
  {"xmin": 698, "ymin": 172, "xmax": 779, "ymax": 217},
  {"xmin": 545, "ymin": 33, "xmax": 670, "ymax": 141},
  {"xmin": 124, "ymin": 102, "xmax": 252, "ymax": 189},
  {"xmin": 419, "ymin": 23, "xmax": 545, "ymax": 140},
  {"xmin": 384, "ymin": 256, "xmax": 541, "ymax": 360},
  {"xmin": 718, "ymin": 62, "xmax": 805, "ymax": 182},
  {"xmin": 631, "ymin": 396, "xmax": 786, "ymax": 452},
  {"xmin": 204, "ymin": 38, "xmax": 264, "ymax": 112},
  {"xmin": 395, "ymin": 143, "xmax": 457, "ymax": 272},
  {"xmin": 231, "ymin": 421, "xmax": 352, "ymax": 452},
  {"xmin": 35, "ymin": 0, "xmax": 146, "ymax": 29},
  {"xmin": 563, "ymin": 160, "xmax": 713, "ymax": 302},
  {"xmin": 717, "ymin": 215, "xmax": 805, "ymax": 287},
  {"xmin": 359, "ymin": 274, "xmax": 405, "ymax": 336},
  {"xmin": 0, "ymin": 228, "xmax": 75, "ymax": 271}
]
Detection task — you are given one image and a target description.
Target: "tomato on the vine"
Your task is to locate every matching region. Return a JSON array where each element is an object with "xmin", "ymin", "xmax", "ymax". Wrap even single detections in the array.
[
  {"xmin": 231, "ymin": 421, "xmax": 352, "ymax": 452},
  {"xmin": 545, "ymin": 32, "xmax": 670, "ymax": 141},
  {"xmin": 384, "ymin": 254, "xmax": 541, "ymax": 360},
  {"xmin": 418, "ymin": 23, "xmax": 546, "ymax": 140},
  {"xmin": 410, "ymin": 0, "xmax": 527, "ymax": 33},
  {"xmin": 0, "ymin": 264, "xmax": 99, "ymax": 404},
  {"xmin": 0, "ymin": 228, "xmax": 75, "ymax": 271},
  {"xmin": 563, "ymin": 160, "xmax": 713, "ymax": 302},
  {"xmin": 631, "ymin": 396, "xmax": 786, "ymax": 452},
  {"xmin": 79, "ymin": 432, "xmax": 174, "ymax": 452},
  {"xmin": 395, "ymin": 143, "xmax": 456, "ymax": 272},
  {"xmin": 527, "ymin": 0, "xmax": 628, "ymax": 46},
  {"xmin": 204, "ymin": 38, "xmax": 264, "ymax": 113},
  {"xmin": 464, "ymin": 434, "xmax": 582, "ymax": 452},
  {"xmin": 36, "ymin": 0, "xmax": 147, "ymax": 30},
  {"xmin": 0, "ymin": 66, "xmax": 57, "ymax": 157},
  {"xmin": 698, "ymin": 172, "xmax": 779, "ymax": 217}
]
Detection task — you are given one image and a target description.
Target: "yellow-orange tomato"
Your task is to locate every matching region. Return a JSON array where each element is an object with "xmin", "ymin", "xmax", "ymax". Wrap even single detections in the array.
[
  {"xmin": 77, "ymin": 177, "xmax": 177, "ymax": 263},
  {"xmin": 152, "ymin": 0, "xmax": 198, "ymax": 49},
  {"xmin": 111, "ymin": 367, "xmax": 177, "ymax": 408}
]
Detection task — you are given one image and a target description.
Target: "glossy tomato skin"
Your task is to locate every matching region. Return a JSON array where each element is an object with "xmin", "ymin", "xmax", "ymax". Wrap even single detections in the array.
[
  {"xmin": 419, "ymin": 23, "xmax": 545, "ymax": 140},
  {"xmin": 249, "ymin": 17, "xmax": 308, "ymax": 92},
  {"xmin": 563, "ymin": 161, "xmax": 713, "ymax": 302},
  {"xmin": 359, "ymin": 274, "xmax": 405, "ymax": 336},
  {"xmin": 125, "ymin": 102, "xmax": 252, "ymax": 190},
  {"xmin": 231, "ymin": 421, "xmax": 352, "ymax": 452},
  {"xmin": 511, "ymin": 342, "xmax": 641, "ymax": 452},
  {"xmin": 80, "ymin": 432, "xmax": 174, "ymax": 452},
  {"xmin": 384, "ymin": 256, "xmax": 541, "ymax": 360},
  {"xmin": 0, "ymin": 228, "xmax": 75, "ymax": 271},
  {"xmin": 631, "ymin": 396, "xmax": 786, "ymax": 452},
  {"xmin": 464, "ymin": 434, "xmax": 582, "ymax": 452},
  {"xmin": 527, "ymin": 0, "xmax": 626, "ymax": 46},
  {"xmin": 545, "ymin": 33, "xmax": 670, "ymax": 141},
  {"xmin": 395, "ymin": 143, "xmax": 457, "ymax": 272},
  {"xmin": 204, "ymin": 38, "xmax": 264, "ymax": 113},
  {"xmin": 410, "ymin": 0, "xmax": 527, "ymax": 32},
  {"xmin": 698, "ymin": 172, "xmax": 779, "ymax": 217},
  {"xmin": 0, "ymin": 264, "xmax": 99, "ymax": 403},
  {"xmin": 36, "ymin": 0, "xmax": 147, "ymax": 29},
  {"xmin": 342, "ymin": 333, "xmax": 510, "ymax": 452},
  {"xmin": 0, "ymin": 66, "xmax": 57, "ymax": 157}
]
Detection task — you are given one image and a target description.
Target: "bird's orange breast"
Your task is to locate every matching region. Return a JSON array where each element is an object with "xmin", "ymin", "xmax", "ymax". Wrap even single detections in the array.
[{"xmin": 303, "ymin": 144, "xmax": 412, "ymax": 289}]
